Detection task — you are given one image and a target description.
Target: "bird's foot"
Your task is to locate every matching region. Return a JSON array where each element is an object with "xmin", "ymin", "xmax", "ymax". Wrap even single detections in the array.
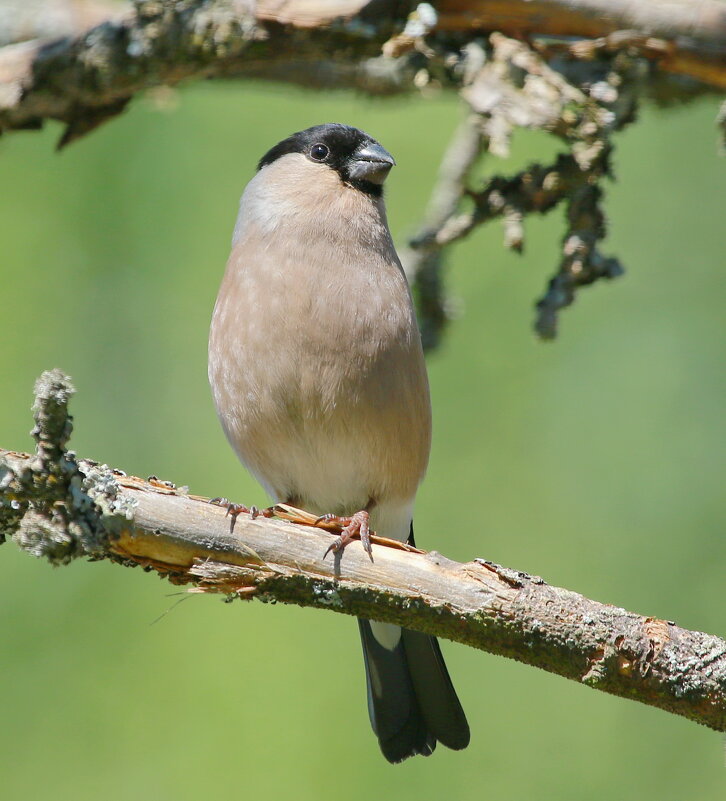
[
  {"xmin": 209, "ymin": 497, "xmax": 275, "ymax": 532},
  {"xmin": 316, "ymin": 510, "xmax": 371, "ymax": 558}
]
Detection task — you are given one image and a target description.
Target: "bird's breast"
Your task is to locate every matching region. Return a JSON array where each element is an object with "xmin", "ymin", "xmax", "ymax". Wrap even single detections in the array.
[{"xmin": 209, "ymin": 213, "xmax": 431, "ymax": 513}]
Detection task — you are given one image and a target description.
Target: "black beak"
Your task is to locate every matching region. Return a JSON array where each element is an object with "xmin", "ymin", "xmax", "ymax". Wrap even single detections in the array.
[{"xmin": 349, "ymin": 141, "xmax": 396, "ymax": 185}]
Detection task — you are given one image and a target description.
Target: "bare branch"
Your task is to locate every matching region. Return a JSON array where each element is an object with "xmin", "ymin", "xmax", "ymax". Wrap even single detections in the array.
[
  {"xmin": 400, "ymin": 110, "xmax": 486, "ymax": 350},
  {"xmin": 437, "ymin": 0, "xmax": 726, "ymax": 51},
  {"xmin": 3, "ymin": 372, "xmax": 725, "ymax": 733},
  {"xmin": 0, "ymin": 0, "xmax": 124, "ymax": 47}
]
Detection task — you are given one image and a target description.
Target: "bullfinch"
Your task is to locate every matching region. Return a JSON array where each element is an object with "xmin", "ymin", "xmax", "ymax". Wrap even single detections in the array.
[{"xmin": 208, "ymin": 123, "xmax": 469, "ymax": 762}]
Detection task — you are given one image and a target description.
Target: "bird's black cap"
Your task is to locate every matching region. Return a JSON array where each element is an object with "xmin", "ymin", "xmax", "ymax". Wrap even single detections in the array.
[{"xmin": 258, "ymin": 123, "xmax": 395, "ymax": 197}]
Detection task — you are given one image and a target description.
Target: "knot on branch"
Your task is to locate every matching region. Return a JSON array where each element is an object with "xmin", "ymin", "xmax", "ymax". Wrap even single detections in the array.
[{"xmin": 0, "ymin": 370, "xmax": 135, "ymax": 563}]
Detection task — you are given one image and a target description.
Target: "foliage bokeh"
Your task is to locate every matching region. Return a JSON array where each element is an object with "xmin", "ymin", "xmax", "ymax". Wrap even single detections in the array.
[{"xmin": 1, "ymin": 83, "xmax": 724, "ymax": 800}]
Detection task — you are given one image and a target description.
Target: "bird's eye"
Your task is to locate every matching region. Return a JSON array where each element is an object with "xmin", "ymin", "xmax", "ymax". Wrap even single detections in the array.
[{"xmin": 310, "ymin": 143, "xmax": 329, "ymax": 161}]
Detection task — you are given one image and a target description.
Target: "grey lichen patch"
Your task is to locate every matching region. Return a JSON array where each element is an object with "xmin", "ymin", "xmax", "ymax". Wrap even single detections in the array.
[
  {"xmin": 128, "ymin": 0, "xmax": 257, "ymax": 68},
  {"xmin": 31, "ymin": 368, "xmax": 76, "ymax": 456},
  {"xmin": 2, "ymin": 370, "xmax": 136, "ymax": 565},
  {"xmin": 660, "ymin": 632, "xmax": 726, "ymax": 701},
  {"xmin": 14, "ymin": 508, "xmax": 77, "ymax": 563},
  {"xmin": 0, "ymin": 460, "xmax": 27, "ymax": 542},
  {"xmin": 79, "ymin": 461, "xmax": 137, "ymax": 550},
  {"xmin": 581, "ymin": 646, "xmax": 614, "ymax": 686},
  {"xmin": 312, "ymin": 582, "xmax": 343, "ymax": 608}
]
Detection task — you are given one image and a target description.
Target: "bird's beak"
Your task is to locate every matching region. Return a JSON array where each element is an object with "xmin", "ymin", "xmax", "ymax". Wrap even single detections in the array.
[{"xmin": 349, "ymin": 141, "xmax": 396, "ymax": 185}]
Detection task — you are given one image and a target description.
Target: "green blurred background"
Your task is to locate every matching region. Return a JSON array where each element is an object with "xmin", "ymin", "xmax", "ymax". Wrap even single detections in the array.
[{"xmin": 1, "ymin": 83, "xmax": 724, "ymax": 799}]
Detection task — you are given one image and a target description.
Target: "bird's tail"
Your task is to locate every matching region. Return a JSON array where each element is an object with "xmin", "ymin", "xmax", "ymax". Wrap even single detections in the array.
[{"xmin": 358, "ymin": 619, "xmax": 470, "ymax": 763}]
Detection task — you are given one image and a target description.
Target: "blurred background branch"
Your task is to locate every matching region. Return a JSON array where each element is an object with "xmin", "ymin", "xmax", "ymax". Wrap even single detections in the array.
[
  {"xmin": 0, "ymin": 0, "xmax": 725, "ymax": 338},
  {"xmin": 3, "ymin": 371, "xmax": 726, "ymax": 733}
]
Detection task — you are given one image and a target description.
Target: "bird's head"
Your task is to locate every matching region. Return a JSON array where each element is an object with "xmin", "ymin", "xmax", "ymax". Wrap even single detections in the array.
[{"xmin": 257, "ymin": 123, "xmax": 396, "ymax": 197}]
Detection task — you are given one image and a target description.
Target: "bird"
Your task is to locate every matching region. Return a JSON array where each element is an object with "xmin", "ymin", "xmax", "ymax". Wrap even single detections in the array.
[{"xmin": 208, "ymin": 123, "xmax": 469, "ymax": 763}]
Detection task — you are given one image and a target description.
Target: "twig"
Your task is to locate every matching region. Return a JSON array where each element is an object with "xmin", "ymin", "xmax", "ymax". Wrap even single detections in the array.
[
  {"xmin": 401, "ymin": 109, "xmax": 486, "ymax": 351},
  {"xmin": 3, "ymin": 372, "xmax": 725, "ymax": 733},
  {"xmin": 408, "ymin": 34, "xmax": 638, "ymax": 339}
]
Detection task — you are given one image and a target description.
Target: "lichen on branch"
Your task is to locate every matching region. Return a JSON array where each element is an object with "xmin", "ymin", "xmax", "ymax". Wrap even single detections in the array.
[
  {"xmin": 0, "ymin": 369, "xmax": 134, "ymax": 561},
  {"xmin": 407, "ymin": 34, "xmax": 642, "ymax": 340}
]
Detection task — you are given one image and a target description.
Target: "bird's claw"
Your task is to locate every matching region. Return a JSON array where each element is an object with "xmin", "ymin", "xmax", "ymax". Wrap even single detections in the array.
[
  {"xmin": 319, "ymin": 510, "xmax": 372, "ymax": 558},
  {"xmin": 209, "ymin": 497, "xmax": 274, "ymax": 532}
]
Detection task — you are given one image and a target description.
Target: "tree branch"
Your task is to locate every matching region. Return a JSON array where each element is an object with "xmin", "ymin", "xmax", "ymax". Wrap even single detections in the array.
[
  {"xmin": 0, "ymin": 0, "xmax": 413, "ymax": 146},
  {"xmin": 3, "ymin": 370, "xmax": 725, "ymax": 733},
  {"xmin": 1, "ymin": 0, "xmax": 725, "ymax": 145},
  {"xmin": 400, "ymin": 111, "xmax": 485, "ymax": 350}
]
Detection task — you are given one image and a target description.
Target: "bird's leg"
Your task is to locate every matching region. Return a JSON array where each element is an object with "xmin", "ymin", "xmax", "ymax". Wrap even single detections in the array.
[
  {"xmin": 318, "ymin": 510, "xmax": 371, "ymax": 558},
  {"xmin": 209, "ymin": 497, "xmax": 275, "ymax": 532},
  {"xmin": 250, "ymin": 505, "xmax": 276, "ymax": 519}
]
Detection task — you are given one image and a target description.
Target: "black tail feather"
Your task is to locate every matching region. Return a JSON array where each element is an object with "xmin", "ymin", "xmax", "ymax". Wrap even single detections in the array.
[
  {"xmin": 402, "ymin": 629, "xmax": 470, "ymax": 751},
  {"xmin": 358, "ymin": 620, "xmax": 469, "ymax": 763}
]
